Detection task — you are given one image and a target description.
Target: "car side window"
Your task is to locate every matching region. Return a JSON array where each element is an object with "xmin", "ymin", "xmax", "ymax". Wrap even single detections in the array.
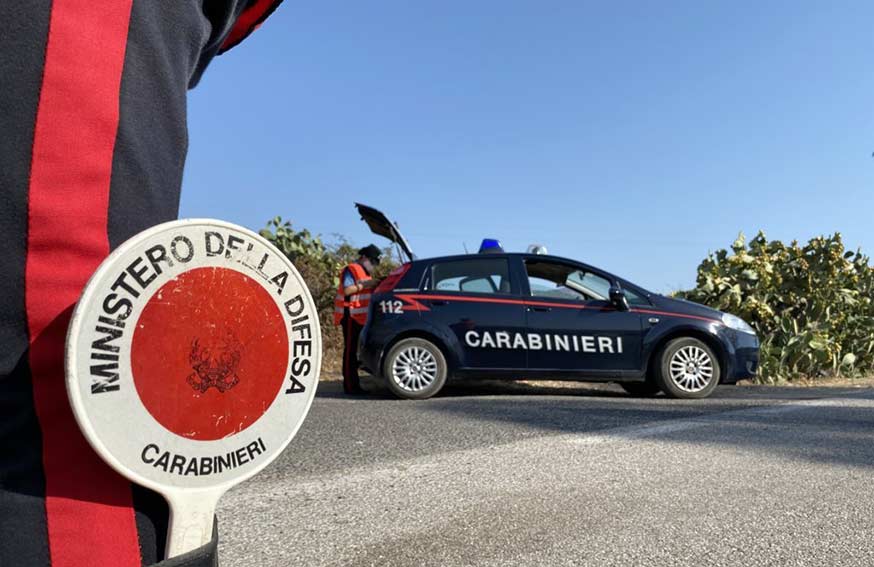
[
  {"xmin": 525, "ymin": 260, "xmax": 612, "ymax": 302},
  {"xmin": 566, "ymin": 270, "xmax": 611, "ymax": 300},
  {"xmin": 527, "ymin": 275, "xmax": 584, "ymax": 301},
  {"xmin": 431, "ymin": 259, "xmax": 511, "ymax": 295}
]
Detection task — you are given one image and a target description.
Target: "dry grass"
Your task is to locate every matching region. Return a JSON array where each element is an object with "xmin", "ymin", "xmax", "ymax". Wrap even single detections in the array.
[
  {"xmin": 319, "ymin": 323, "xmax": 344, "ymax": 375},
  {"xmin": 745, "ymin": 375, "xmax": 874, "ymax": 388}
]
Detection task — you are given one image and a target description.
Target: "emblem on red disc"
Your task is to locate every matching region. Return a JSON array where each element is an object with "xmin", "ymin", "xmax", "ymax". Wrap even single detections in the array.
[
  {"xmin": 131, "ymin": 266, "xmax": 290, "ymax": 440},
  {"xmin": 66, "ymin": 220, "xmax": 321, "ymax": 490}
]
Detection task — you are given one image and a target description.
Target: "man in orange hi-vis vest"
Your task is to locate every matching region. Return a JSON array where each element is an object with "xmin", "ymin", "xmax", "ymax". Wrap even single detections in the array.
[{"xmin": 334, "ymin": 245, "xmax": 382, "ymax": 394}]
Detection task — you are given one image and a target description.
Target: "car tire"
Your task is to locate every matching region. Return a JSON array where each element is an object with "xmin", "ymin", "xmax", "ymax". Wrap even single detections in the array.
[
  {"xmin": 654, "ymin": 337, "xmax": 721, "ymax": 399},
  {"xmin": 383, "ymin": 338, "xmax": 448, "ymax": 400},
  {"xmin": 619, "ymin": 381, "xmax": 661, "ymax": 397}
]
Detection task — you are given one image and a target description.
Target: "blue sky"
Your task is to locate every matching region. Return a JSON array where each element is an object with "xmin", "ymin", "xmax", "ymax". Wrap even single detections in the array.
[{"xmin": 182, "ymin": 1, "xmax": 873, "ymax": 292}]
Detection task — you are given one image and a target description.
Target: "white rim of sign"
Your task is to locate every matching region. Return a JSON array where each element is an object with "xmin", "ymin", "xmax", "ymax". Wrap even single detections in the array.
[{"xmin": 65, "ymin": 218, "xmax": 321, "ymax": 558}]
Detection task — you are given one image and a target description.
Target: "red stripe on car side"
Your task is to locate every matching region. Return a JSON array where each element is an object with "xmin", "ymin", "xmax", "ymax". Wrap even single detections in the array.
[
  {"xmin": 631, "ymin": 308, "xmax": 722, "ymax": 324},
  {"xmin": 397, "ymin": 294, "xmax": 722, "ymax": 324},
  {"xmin": 394, "ymin": 294, "xmax": 431, "ymax": 312},
  {"xmin": 25, "ymin": 1, "xmax": 140, "ymax": 566}
]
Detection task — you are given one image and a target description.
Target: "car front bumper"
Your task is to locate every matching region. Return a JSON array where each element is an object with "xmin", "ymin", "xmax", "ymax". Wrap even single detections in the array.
[{"xmin": 725, "ymin": 329, "xmax": 760, "ymax": 382}]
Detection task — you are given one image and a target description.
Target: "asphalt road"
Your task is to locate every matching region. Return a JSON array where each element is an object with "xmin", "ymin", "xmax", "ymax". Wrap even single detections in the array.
[{"xmin": 218, "ymin": 378, "xmax": 874, "ymax": 566}]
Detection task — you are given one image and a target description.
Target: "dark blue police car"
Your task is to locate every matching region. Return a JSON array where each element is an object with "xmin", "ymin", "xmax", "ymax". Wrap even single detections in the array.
[{"xmin": 355, "ymin": 204, "xmax": 759, "ymax": 400}]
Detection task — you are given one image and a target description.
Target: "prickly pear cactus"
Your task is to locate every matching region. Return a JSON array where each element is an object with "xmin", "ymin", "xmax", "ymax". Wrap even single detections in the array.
[{"xmin": 679, "ymin": 232, "xmax": 874, "ymax": 382}]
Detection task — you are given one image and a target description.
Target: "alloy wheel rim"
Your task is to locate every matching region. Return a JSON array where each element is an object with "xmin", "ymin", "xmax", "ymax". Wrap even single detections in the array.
[
  {"xmin": 669, "ymin": 346, "xmax": 714, "ymax": 392},
  {"xmin": 392, "ymin": 346, "xmax": 438, "ymax": 392}
]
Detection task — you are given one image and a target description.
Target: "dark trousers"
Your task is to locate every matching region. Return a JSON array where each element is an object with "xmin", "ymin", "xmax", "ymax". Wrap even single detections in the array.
[{"xmin": 341, "ymin": 314, "xmax": 364, "ymax": 393}]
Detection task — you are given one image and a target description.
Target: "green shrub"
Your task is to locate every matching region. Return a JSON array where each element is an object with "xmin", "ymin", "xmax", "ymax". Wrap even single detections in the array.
[
  {"xmin": 679, "ymin": 232, "xmax": 874, "ymax": 382},
  {"xmin": 259, "ymin": 217, "xmax": 398, "ymax": 372}
]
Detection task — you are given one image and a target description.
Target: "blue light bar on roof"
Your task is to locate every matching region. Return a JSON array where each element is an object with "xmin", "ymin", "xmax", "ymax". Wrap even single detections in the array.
[{"xmin": 479, "ymin": 238, "xmax": 504, "ymax": 254}]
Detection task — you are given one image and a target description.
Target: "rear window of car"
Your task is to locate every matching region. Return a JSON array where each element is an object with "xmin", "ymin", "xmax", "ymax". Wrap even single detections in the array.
[{"xmin": 430, "ymin": 258, "xmax": 511, "ymax": 295}]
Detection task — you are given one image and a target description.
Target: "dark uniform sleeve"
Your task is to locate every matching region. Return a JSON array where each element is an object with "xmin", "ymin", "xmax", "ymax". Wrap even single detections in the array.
[
  {"xmin": 219, "ymin": 0, "xmax": 285, "ymax": 55},
  {"xmin": 0, "ymin": 2, "xmax": 284, "ymax": 566},
  {"xmin": 190, "ymin": 0, "xmax": 285, "ymax": 87}
]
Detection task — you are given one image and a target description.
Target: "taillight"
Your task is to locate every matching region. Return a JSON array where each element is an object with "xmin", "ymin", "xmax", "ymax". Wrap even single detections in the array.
[{"xmin": 375, "ymin": 263, "xmax": 411, "ymax": 293}]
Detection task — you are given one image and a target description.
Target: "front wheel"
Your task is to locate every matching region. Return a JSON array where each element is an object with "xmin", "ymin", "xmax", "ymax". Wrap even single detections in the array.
[
  {"xmin": 654, "ymin": 337, "xmax": 721, "ymax": 399},
  {"xmin": 383, "ymin": 338, "xmax": 448, "ymax": 400}
]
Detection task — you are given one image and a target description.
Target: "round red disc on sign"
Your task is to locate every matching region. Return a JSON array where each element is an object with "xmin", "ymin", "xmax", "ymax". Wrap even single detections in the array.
[
  {"xmin": 131, "ymin": 266, "xmax": 289, "ymax": 440},
  {"xmin": 68, "ymin": 219, "xmax": 321, "ymax": 557}
]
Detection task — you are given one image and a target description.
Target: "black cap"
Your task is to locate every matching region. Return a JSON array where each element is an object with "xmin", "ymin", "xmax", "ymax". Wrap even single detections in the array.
[{"xmin": 358, "ymin": 244, "xmax": 382, "ymax": 265}]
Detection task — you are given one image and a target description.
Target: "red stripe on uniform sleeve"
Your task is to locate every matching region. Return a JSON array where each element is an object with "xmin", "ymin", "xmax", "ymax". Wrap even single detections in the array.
[
  {"xmin": 219, "ymin": 0, "xmax": 283, "ymax": 53},
  {"xmin": 26, "ymin": 1, "xmax": 141, "ymax": 567}
]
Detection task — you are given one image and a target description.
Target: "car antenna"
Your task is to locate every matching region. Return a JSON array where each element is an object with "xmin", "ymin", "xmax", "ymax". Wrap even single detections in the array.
[{"xmin": 463, "ymin": 242, "xmax": 469, "ymax": 254}]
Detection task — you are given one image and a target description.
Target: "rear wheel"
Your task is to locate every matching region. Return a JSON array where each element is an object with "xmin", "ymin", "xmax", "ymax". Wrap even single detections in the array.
[
  {"xmin": 654, "ymin": 337, "xmax": 721, "ymax": 399},
  {"xmin": 620, "ymin": 381, "xmax": 661, "ymax": 397},
  {"xmin": 383, "ymin": 338, "xmax": 448, "ymax": 400}
]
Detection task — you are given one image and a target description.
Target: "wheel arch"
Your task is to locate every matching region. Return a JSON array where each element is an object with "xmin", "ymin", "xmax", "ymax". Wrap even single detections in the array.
[
  {"xmin": 379, "ymin": 329, "xmax": 457, "ymax": 378},
  {"xmin": 645, "ymin": 327, "xmax": 730, "ymax": 383}
]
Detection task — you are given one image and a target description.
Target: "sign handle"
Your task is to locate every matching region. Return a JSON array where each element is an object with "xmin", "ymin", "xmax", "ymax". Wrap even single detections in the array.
[{"xmin": 165, "ymin": 488, "xmax": 225, "ymax": 558}]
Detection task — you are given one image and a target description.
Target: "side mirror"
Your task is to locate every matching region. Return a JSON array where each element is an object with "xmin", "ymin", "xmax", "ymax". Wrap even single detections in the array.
[{"xmin": 609, "ymin": 287, "xmax": 629, "ymax": 311}]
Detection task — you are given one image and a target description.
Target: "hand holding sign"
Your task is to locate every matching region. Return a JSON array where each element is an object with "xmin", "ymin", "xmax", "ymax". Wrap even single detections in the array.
[{"xmin": 65, "ymin": 219, "xmax": 321, "ymax": 558}]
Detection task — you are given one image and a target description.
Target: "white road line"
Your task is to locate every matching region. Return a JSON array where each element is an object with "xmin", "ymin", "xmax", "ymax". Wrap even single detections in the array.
[
  {"xmin": 565, "ymin": 394, "xmax": 874, "ymax": 446},
  {"xmin": 224, "ymin": 392, "xmax": 874, "ymax": 504}
]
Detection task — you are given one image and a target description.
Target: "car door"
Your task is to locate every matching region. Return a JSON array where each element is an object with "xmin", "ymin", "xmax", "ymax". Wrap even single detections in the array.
[
  {"xmin": 522, "ymin": 258, "xmax": 643, "ymax": 373},
  {"xmin": 421, "ymin": 256, "xmax": 526, "ymax": 370}
]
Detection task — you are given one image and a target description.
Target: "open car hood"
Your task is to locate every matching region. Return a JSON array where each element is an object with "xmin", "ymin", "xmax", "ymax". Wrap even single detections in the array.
[{"xmin": 355, "ymin": 203, "xmax": 415, "ymax": 262}]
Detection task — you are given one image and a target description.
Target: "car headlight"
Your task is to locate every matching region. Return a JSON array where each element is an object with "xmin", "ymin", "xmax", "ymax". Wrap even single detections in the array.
[{"xmin": 722, "ymin": 313, "xmax": 756, "ymax": 335}]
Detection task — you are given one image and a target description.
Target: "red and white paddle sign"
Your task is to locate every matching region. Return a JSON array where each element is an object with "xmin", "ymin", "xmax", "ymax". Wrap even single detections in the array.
[{"xmin": 66, "ymin": 219, "xmax": 321, "ymax": 558}]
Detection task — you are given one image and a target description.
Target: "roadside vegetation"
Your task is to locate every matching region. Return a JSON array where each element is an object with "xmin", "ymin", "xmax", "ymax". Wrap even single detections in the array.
[
  {"xmin": 262, "ymin": 218, "xmax": 874, "ymax": 383},
  {"xmin": 679, "ymin": 232, "xmax": 874, "ymax": 383},
  {"xmin": 259, "ymin": 217, "xmax": 397, "ymax": 371}
]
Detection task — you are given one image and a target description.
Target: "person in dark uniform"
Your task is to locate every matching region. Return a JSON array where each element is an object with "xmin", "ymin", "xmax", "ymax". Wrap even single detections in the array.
[
  {"xmin": 1, "ymin": 2, "xmax": 286, "ymax": 566},
  {"xmin": 334, "ymin": 245, "xmax": 382, "ymax": 394}
]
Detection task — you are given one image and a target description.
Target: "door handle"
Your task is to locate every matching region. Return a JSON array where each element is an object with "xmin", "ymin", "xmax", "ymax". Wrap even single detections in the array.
[
  {"xmin": 527, "ymin": 306, "xmax": 551, "ymax": 312},
  {"xmin": 429, "ymin": 300, "xmax": 449, "ymax": 306}
]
